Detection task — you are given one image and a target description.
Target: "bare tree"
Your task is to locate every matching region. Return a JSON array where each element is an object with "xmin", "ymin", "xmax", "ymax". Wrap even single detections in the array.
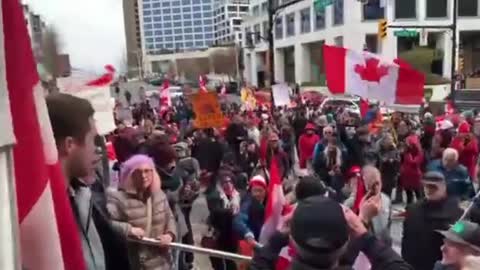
[
  {"xmin": 118, "ymin": 52, "xmax": 129, "ymax": 75},
  {"xmin": 176, "ymin": 57, "xmax": 210, "ymax": 81},
  {"xmin": 40, "ymin": 26, "xmax": 61, "ymax": 78}
]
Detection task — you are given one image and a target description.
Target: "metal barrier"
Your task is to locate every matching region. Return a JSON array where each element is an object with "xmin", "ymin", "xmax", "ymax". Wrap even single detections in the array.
[{"xmin": 130, "ymin": 237, "xmax": 253, "ymax": 262}]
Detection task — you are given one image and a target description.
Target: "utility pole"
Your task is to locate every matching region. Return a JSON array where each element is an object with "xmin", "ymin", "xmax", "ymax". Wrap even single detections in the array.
[
  {"xmin": 450, "ymin": 0, "xmax": 458, "ymax": 100},
  {"xmin": 267, "ymin": 0, "xmax": 275, "ymax": 86}
]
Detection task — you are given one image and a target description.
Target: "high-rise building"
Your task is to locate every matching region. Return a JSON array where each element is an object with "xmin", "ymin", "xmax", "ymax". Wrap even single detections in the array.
[
  {"xmin": 140, "ymin": 0, "xmax": 215, "ymax": 55},
  {"xmin": 123, "ymin": 0, "xmax": 142, "ymax": 76},
  {"xmin": 213, "ymin": 0, "xmax": 249, "ymax": 46}
]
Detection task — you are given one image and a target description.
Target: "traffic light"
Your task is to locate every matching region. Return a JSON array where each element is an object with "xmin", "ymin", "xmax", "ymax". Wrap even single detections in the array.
[{"xmin": 378, "ymin": 19, "xmax": 387, "ymax": 40}]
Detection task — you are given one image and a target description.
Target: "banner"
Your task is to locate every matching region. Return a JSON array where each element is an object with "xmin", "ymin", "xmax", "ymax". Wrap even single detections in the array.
[
  {"xmin": 272, "ymin": 84, "xmax": 291, "ymax": 107},
  {"xmin": 58, "ymin": 82, "xmax": 116, "ymax": 135},
  {"xmin": 191, "ymin": 92, "xmax": 224, "ymax": 129}
]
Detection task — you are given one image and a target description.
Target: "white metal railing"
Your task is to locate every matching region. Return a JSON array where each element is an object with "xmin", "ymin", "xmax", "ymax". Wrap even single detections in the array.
[{"xmin": 130, "ymin": 237, "xmax": 253, "ymax": 262}]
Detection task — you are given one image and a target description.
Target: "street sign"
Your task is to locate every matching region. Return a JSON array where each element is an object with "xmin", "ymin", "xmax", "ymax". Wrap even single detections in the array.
[
  {"xmin": 314, "ymin": 0, "xmax": 334, "ymax": 11},
  {"xmin": 394, "ymin": 30, "xmax": 419, "ymax": 38}
]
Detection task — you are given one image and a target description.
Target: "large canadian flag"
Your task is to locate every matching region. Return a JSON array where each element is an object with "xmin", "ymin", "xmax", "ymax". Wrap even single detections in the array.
[
  {"xmin": 1, "ymin": 0, "xmax": 85, "ymax": 269},
  {"xmin": 324, "ymin": 45, "xmax": 425, "ymax": 105}
]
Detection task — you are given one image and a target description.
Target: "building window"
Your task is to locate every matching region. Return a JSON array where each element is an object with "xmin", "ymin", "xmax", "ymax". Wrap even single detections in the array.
[
  {"xmin": 164, "ymin": 22, "xmax": 172, "ymax": 28},
  {"xmin": 254, "ymin": 24, "xmax": 261, "ymax": 44},
  {"xmin": 153, "ymin": 16, "xmax": 161, "ymax": 22},
  {"xmin": 144, "ymin": 17, "xmax": 152, "ymax": 23},
  {"xmin": 194, "ymin": 27, "xmax": 203, "ymax": 32},
  {"xmin": 172, "ymin": 7, "xmax": 180, "ymax": 13},
  {"xmin": 205, "ymin": 33, "xmax": 214, "ymax": 39},
  {"xmin": 204, "ymin": 19, "xmax": 213, "ymax": 25},
  {"xmin": 172, "ymin": 1, "xmax": 181, "ymax": 6},
  {"xmin": 333, "ymin": 0, "xmax": 344, "ymax": 25},
  {"xmin": 145, "ymin": 31, "xmax": 153, "ymax": 36},
  {"xmin": 182, "ymin": 0, "xmax": 190, "ymax": 4},
  {"xmin": 164, "ymin": 15, "xmax": 171, "ymax": 21},
  {"xmin": 240, "ymin": 6, "xmax": 248, "ymax": 12},
  {"xmin": 395, "ymin": 0, "xmax": 416, "ymax": 19},
  {"xmin": 186, "ymin": 42, "xmax": 194, "ymax": 47},
  {"xmin": 165, "ymin": 30, "xmax": 173, "ymax": 35},
  {"xmin": 261, "ymin": 2, "xmax": 268, "ymax": 14},
  {"xmin": 174, "ymin": 21, "xmax": 182, "ymax": 27},
  {"xmin": 275, "ymin": 17, "xmax": 283, "ymax": 39},
  {"xmin": 426, "ymin": 0, "xmax": 447, "ymax": 18},
  {"xmin": 365, "ymin": 34, "xmax": 378, "ymax": 53},
  {"xmin": 205, "ymin": 26, "xmax": 213, "ymax": 32},
  {"xmin": 165, "ymin": 36, "xmax": 173, "ymax": 41},
  {"xmin": 162, "ymin": 1, "xmax": 170, "ymax": 7},
  {"xmin": 363, "ymin": 0, "xmax": 385, "ymax": 20},
  {"xmin": 315, "ymin": 8, "xmax": 326, "ymax": 30},
  {"xmin": 155, "ymin": 37, "xmax": 163, "ymax": 42},
  {"xmin": 184, "ymin": 28, "xmax": 193, "ymax": 33},
  {"xmin": 204, "ymin": 5, "xmax": 212, "ymax": 11},
  {"xmin": 263, "ymin": 21, "xmax": 269, "ymax": 38},
  {"xmin": 286, "ymin": 13, "xmax": 295, "ymax": 36},
  {"xmin": 183, "ymin": 14, "xmax": 191, "ymax": 19},
  {"xmin": 146, "ymin": 37, "xmax": 154, "ymax": 43},
  {"xmin": 173, "ymin": 15, "xmax": 181, "ymax": 20},
  {"xmin": 153, "ymin": 3, "xmax": 161, "ymax": 8},
  {"xmin": 175, "ymin": 35, "xmax": 182, "ymax": 41},
  {"xmin": 192, "ymin": 0, "xmax": 201, "ymax": 4},
  {"xmin": 195, "ymin": 34, "xmax": 203, "ymax": 39},
  {"xmin": 155, "ymin": 30, "xmax": 162, "ymax": 35},
  {"xmin": 459, "ymin": 0, "xmax": 478, "ymax": 16},
  {"xmin": 184, "ymin": 20, "xmax": 192, "ymax": 26},
  {"xmin": 300, "ymin": 8, "xmax": 311, "ymax": 33},
  {"xmin": 228, "ymin": 6, "xmax": 236, "ymax": 12},
  {"xmin": 144, "ymin": 10, "xmax": 152, "ymax": 15},
  {"xmin": 252, "ymin": 5, "xmax": 260, "ymax": 16},
  {"xmin": 153, "ymin": 23, "xmax": 162, "ymax": 28}
]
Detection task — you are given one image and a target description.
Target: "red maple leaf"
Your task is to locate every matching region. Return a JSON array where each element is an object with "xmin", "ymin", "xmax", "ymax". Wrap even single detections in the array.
[{"xmin": 354, "ymin": 58, "xmax": 389, "ymax": 82}]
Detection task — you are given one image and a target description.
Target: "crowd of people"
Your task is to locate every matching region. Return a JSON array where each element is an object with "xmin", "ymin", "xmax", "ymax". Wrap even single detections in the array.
[{"xmin": 44, "ymin": 88, "xmax": 480, "ymax": 270}]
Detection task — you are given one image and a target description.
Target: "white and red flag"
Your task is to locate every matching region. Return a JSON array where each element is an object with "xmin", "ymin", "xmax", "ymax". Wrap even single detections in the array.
[
  {"xmin": 159, "ymin": 77, "xmax": 172, "ymax": 112},
  {"xmin": 199, "ymin": 74, "xmax": 208, "ymax": 93},
  {"xmin": 1, "ymin": 0, "xmax": 85, "ymax": 269},
  {"xmin": 259, "ymin": 157, "xmax": 286, "ymax": 245},
  {"xmin": 324, "ymin": 45, "xmax": 425, "ymax": 105}
]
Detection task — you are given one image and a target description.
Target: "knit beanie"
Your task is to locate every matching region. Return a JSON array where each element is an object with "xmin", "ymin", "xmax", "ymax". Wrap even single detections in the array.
[
  {"xmin": 249, "ymin": 175, "xmax": 267, "ymax": 190},
  {"xmin": 119, "ymin": 154, "xmax": 155, "ymax": 187}
]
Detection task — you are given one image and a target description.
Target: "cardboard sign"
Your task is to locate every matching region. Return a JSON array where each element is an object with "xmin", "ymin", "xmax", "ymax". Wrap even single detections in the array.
[
  {"xmin": 191, "ymin": 92, "xmax": 224, "ymax": 129},
  {"xmin": 272, "ymin": 84, "xmax": 291, "ymax": 107}
]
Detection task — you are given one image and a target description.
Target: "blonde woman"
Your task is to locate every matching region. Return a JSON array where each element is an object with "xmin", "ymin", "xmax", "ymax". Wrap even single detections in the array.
[{"xmin": 107, "ymin": 154, "xmax": 177, "ymax": 270}]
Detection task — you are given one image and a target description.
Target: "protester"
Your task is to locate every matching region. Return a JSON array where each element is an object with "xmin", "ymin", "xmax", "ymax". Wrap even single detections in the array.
[
  {"xmin": 107, "ymin": 154, "xmax": 177, "ymax": 270},
  {"xmin": 402, "ymin": 171, "xmax": 463, "ymax": 270},
  {"xmin": 298, "ymin": 123, "xmax": 320, "ymax": 170},
  {"xmin": 399, "ymin": 134, "xmax": 424, "ymax": 204},
  {"xmin": 450, "ymin": 121, "xmax": 479, "ymax": 180},
  {"xmin": 266, "ymin": 132, "xmax": 290, "ymax": 181},
  {"xmin": 433, "ymin": 221, "xmax": 480, "ymax": 270},
  {"xmin": 377, "ymin": 133, "xmax": 401, "ymax": 198},
  {"xmin": 428, "ymin": 148, "xmax": 474, "ymax": 200},
  {"xmin": 47, "ymin": 93, "xmax": 129, "ymax": 270},
  {"xmin": 249, "ymin": 196, "xmax": 413, "ymax": 270},
  {"xmin": 205, "ymin": 169, "xmax": 241, "ymax": 270}
]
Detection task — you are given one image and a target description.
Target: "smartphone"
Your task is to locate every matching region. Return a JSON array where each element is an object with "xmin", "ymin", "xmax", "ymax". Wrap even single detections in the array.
[{"xmin": 365, "ymin": 182, "xmax": 380, "ymax": 200}]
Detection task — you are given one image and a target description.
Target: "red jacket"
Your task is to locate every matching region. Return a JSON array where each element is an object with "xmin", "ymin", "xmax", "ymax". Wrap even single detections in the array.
[
  {"xmin": 450, "ymin": 135, "xmax": 479, "ymax": 178},
  {"xmin": 399, "ymin": 135, "xmax": 424, "ymax": 189},
  {"xmin": 298, "ymin": 134, "xmax": 320, "ymax": 169}
]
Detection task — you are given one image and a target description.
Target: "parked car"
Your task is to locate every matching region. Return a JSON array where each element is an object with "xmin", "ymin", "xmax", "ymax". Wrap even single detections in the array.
[{"xmin": 319, "ymin": 96, "xmax": 360, "ymax": 115}]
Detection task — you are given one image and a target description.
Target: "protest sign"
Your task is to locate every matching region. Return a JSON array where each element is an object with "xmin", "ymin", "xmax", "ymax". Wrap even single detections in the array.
[
  {"xmin": 191, "ymin": 92, "xmax": 224, "ymax": 129},
  {"xmin": 272, "ymin": 84, "xmax": 291, "ymax": 107},
  {"xmin": 58, "ymin": 78, "xmax": 116, "ymax": 135}
]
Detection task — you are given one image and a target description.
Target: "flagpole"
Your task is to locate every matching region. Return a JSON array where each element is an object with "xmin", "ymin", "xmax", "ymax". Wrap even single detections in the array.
[{"xmin": 0, "ymin": 146, "xmax": 21, "ymax": 270}]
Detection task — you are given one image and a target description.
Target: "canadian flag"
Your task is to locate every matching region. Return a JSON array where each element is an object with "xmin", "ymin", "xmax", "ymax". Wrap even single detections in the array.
[
  {"xmin": 324, "ymin": 45, "xmax": 425, "ymax": 105},
  {"xmin": 258, "ymin": 157, "xmax": 286, "ymax": 245},
  {"xmin": 1, "ymin": 0, "xmax": 85, "ymax": 269}
]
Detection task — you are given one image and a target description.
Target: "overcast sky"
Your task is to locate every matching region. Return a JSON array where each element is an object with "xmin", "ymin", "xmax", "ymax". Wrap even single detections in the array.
[{"xmin": 25, "ymin": 0, "xmax": 126, "ymax": 73}]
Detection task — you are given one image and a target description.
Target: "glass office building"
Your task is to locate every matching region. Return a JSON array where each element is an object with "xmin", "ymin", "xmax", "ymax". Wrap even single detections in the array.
[{"xmin": 141, "ymin": 0, "xmax": 215, "ymax": 54}]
